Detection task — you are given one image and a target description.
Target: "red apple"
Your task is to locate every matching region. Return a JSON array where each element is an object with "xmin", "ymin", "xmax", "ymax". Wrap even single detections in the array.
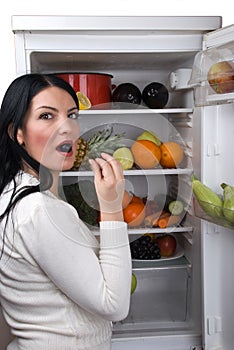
[
  {"xmin": 207, "ymin": 60, "xmax": 234, "ymax": 94},
  {"xmin": 156, "ymin": 234, "xmax": 177, "ymax": 257}
]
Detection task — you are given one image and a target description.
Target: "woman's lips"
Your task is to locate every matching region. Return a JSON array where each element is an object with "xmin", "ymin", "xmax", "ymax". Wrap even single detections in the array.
[{"xmin": 56, "ymin": 141, "xmax": 73, "ymax": 156}]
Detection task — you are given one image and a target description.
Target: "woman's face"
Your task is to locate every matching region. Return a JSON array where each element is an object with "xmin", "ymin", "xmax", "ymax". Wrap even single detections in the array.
[{"xmin": 17, "ymin": 86, "xmax": 80, "ymax": 172}]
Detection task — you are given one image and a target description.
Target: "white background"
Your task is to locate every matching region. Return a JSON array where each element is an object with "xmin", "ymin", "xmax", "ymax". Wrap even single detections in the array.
[{"xmin": 0, "ymin": 0, "xmax": 233, "ymax": 103}]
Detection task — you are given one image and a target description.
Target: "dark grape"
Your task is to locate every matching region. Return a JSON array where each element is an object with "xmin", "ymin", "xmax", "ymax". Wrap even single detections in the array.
[
  {"xmin": 130, "ymin": 236, "xmax": 161, "ymax": 260},
  {"xmin": 156, "ymin": 252, "xmax": 161, "ymax": 259}
]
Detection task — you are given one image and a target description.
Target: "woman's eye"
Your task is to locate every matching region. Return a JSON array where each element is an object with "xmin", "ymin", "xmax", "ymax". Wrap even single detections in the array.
[
  {"xmin": 39, "ymin": 113, "xmax": 53, "ymax": 120},
  {"xmin": 68, "ymin": 112, "xmax": 79, "ymax": 120}
]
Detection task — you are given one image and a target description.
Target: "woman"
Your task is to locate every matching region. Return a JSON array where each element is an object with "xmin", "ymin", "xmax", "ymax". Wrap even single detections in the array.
[{"xmin": 0, "ymin": 74, "xmax": 132, "ymax": 350}]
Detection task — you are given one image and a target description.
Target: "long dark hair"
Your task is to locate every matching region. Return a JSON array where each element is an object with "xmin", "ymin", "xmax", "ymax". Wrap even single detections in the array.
[{"xmin": 0, "ymin": 73, "xmax": 79, "ymax": 257}]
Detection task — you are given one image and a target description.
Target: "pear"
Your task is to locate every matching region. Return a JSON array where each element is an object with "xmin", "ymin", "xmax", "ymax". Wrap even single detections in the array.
[{"xmin": 137, "ymin": 130, "xmax": 161, "ymax": 146}]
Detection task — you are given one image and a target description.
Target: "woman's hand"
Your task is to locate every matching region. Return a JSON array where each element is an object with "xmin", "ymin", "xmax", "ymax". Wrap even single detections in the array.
[{"xmin": 89, "ymin": 153, "xmax": 125, "ymax": 221}]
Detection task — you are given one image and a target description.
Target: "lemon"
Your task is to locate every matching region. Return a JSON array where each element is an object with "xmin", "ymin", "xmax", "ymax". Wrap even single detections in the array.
[
  {"xmin": 113, "ymin": 147, "xmax": 134, "ymax": 170},
  {"xmin": 76, "ymin": 91, "xmax": 91, "ymax": 110},
  {"xmin": 131, "ymin": 273, "xmax": 137, "ymax": 294}
]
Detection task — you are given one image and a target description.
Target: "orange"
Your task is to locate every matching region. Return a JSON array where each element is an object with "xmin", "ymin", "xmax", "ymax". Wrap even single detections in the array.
[
  {"xmin": 160, "ymin": 142, "xmax": 184, "ymax": 168},
  {"xmin": 123, "ymin": 202, "xmax": 146, "ymax": 227},
  {"xmin": 122, "ymin": 190, "xmax": 133, "ymax": 209},
  {"xmin": 131, "ymin": 139, "xmax": 161, "ymax": 169}
]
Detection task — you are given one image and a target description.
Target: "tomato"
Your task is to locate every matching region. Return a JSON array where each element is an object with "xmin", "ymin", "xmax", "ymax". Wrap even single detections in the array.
[{"xmin": 123, "ymin": 202, "xmax": 146, "ymax": 227}]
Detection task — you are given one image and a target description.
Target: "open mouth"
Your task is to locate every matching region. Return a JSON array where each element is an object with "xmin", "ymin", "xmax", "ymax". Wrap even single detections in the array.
[{"xmin": 56, "ymin": 142, "xmax": 73, "ymax": 154}]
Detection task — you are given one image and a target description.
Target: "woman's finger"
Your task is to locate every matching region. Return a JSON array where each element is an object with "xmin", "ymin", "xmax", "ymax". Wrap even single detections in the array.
[
  {"xmin": 88, "ymin": 158, "xmax": 102, "ymax": 181},
  {"xmin": 93, "ymin": 157, "xmax": 114, "ymax": 179},
  {"xmin": 100, "ymin": 153, "xmax": 124, "ymax": 181},
  {"xmin": 89, "ymin": 155, "xmax": 125, "ymax": 213}
]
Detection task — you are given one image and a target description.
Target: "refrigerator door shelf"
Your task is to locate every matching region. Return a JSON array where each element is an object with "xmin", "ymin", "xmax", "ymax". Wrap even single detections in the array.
[
  {"xmin": 189, "ymin": 29, "xmax": 234, "ymax": 106},
  {"xmin": 193, "ymin": 197, "xmax": 234, "ymax": 230}
]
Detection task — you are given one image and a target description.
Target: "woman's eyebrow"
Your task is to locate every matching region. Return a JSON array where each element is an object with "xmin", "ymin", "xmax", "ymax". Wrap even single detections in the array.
[
  {"xmin": 35, "ymin": 106, "xmax": 78, "ymax": 112},
  {"xmin": 35, "ymin": 105, "xmax": 58, "ymax": 112},
  {"xmin": 68, "ymin": 107, "xmax": 79, "ymax": 112}
]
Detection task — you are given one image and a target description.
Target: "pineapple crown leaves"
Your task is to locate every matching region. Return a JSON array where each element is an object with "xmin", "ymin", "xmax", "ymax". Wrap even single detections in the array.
[{"xmin": 86, "ymin": 127, "xmax": 126, "ymax": 159}]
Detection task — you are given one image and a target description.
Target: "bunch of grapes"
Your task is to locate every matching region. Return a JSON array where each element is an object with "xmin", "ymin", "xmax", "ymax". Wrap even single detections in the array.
[{"xmin": 130, "ymin": 235, "xmax": 161, "ymax": 260}]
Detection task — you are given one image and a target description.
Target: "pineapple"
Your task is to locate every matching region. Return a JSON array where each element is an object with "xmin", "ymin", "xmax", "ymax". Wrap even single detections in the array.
[
  {"xmin": 72, "ymin": 127, "xmax": 126, "ymax": 170},
  {"xmin": 72, "ymin": 137, "xmax": 88, "ymax": 169}
]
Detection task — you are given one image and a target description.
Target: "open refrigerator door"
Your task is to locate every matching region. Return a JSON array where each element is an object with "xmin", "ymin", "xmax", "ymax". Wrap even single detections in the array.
[{"xmin": 189, "ymin": 24, "xmax": 234, "ymax": 350}]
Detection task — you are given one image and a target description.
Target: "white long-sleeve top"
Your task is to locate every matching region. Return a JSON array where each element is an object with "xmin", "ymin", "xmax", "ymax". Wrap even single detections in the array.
[{"xmin": 0, "ymin": 172, "xmax": 132, "ymax": 350}]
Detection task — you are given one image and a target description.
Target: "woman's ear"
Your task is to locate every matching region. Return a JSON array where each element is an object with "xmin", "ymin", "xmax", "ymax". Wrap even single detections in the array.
[
  {"xmin": 16, "ymin": 129, "xmax": 24, "ymax": 145},
  {"xmin": 8, "ymin": 124, "xmax": 24, "ymax": 145}
]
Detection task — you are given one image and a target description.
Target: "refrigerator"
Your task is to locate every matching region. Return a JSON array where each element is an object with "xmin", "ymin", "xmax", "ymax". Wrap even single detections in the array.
[{"xmin": 0, "ymin": 15, "xmax": 234, "ymax": 350}]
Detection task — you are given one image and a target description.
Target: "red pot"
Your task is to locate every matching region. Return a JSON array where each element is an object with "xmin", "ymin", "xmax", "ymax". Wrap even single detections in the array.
[{"xmin": 56, "ymin": 73, "xmax": 113, "ymax": 106}]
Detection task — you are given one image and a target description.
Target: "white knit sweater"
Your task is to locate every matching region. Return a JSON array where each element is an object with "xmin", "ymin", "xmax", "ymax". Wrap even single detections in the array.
[{"xmin": 0, "ymin": 172, "xmax": 132, "ymax": 350}]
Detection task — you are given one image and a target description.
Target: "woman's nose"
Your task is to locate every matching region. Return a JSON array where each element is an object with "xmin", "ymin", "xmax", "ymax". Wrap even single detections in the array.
[
  {"xmin": 58, "ymin": 118, "xmax": 75, "ymax": 134},
  {"xmin": 58, "ymin": 118, "xmax": 80, "ymax": 140}
]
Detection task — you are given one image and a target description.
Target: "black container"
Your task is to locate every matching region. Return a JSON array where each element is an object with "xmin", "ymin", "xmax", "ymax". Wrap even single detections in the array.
[
  {"xmin": 142, "ymin": 82, "xmax": 169, "ymax": 109},
  {"xmin": 112, "ymin": 83, "xmax": 142, "ymax": 105}
]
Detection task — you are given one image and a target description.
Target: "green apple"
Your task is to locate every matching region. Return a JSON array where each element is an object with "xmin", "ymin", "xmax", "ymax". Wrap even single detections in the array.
[
  {"xmin": 131, "ymin": 273, "xmax": 137, "ymax": 294},
  {"xmin": 113, "ymin": 147, "xmax": 134, "ymax": 170},
  {"xmin": 137, "ymin": 130, "xmax": 161, "ymax": 146}
]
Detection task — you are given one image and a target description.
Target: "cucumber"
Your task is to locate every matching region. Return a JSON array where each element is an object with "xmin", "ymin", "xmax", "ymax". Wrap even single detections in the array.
[
  {"xmin": 168, "ymin": 200, "xmax": 184, "ymax": 215},
  {"xmin": 192, "ymin": 174, "xmax": 223, "ymax": 219},
  {"xmin": 220, "ymin": 183, "xmax": 234, "ymax": 223}
]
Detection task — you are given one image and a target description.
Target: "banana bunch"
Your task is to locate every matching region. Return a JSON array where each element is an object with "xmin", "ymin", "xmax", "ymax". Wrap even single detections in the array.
[{"xmin": 191, "ymin": 174, "xmax": 223, "ymax": 219}]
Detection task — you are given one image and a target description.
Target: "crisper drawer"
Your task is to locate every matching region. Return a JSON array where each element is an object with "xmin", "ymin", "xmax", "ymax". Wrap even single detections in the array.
[{"xmin": 114, "ymin": 261, "xmax": 191, "ymax": 334}]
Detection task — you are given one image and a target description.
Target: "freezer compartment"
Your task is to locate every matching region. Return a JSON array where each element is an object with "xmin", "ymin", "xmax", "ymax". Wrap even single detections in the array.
[{"xmin": 113, "ymin": 261, "xmax": 191, "ymax": 335}]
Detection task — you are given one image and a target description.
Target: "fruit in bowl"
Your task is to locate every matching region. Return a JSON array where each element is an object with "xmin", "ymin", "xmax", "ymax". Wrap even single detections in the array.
[{"xmin": 207, "ymin": 60, "xmax": 234, "ymax": 94}]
